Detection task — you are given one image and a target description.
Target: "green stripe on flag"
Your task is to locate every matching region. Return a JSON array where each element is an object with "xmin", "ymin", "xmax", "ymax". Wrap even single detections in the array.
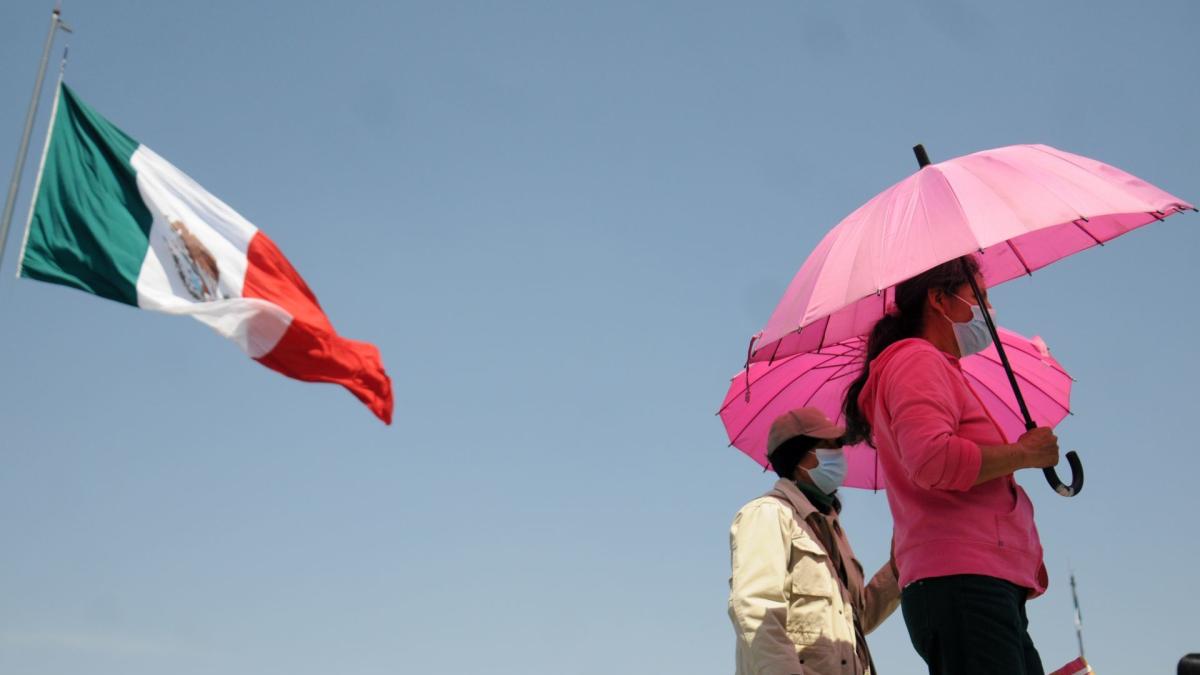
[{"xmin": 19, "ymin": 84, "xmax": 153, "ymax": 306}]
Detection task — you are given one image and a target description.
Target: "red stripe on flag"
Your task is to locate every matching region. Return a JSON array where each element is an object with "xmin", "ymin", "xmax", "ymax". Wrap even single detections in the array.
[{"xmin": 242, "ymin": 232, "xmax": 393, "ymax": 424}]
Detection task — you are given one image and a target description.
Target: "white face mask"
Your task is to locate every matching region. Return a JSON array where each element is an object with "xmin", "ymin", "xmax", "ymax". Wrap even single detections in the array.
[
  {"xmin": 801, "ymin": 448, "xmax": 848, "ymax": 495},
  {"xmin": 941, "ymin": 293, "xmax": 995, "ymax": 357}
]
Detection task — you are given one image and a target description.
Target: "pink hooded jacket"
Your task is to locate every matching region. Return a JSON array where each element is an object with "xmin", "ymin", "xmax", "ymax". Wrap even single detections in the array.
[{"xmin": 858, "ymin": 338, "xmax": 1048, "ymax": 596}]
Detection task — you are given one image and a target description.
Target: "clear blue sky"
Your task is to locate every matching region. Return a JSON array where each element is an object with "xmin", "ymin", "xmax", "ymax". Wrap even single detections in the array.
[{"xmin": 0, "ymin": 2, "xmax": 1196, "ymax": 674}]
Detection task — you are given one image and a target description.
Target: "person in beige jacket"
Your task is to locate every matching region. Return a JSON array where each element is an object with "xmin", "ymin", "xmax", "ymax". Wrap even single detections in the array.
[{"xmin": 729, "ymin": 408, "xmax": 900, "ymax": 675}]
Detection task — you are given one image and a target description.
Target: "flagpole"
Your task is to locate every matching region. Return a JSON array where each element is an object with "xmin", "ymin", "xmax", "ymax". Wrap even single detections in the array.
[
  {"xmin": 0, "ymin": 4, "xmax": 72, "ymax": 275},
  {"xmin": 15, "ymin": 49, "xmax": 69, "ymax": 280},
  {"xmin": 1070, "ymin": 566, "xmax": 1086, "ymax": 660}
]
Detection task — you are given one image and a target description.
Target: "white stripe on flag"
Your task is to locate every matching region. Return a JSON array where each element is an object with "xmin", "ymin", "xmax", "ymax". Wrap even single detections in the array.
[{"xmin": 131, "ymin": 145, "xmax": 292, "ymax": 358}]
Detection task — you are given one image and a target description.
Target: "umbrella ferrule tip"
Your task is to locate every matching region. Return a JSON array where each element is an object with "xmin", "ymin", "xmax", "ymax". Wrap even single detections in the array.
[{"xmin": 913, "ymin": 144, "xmax": 932, "ymax": 168}]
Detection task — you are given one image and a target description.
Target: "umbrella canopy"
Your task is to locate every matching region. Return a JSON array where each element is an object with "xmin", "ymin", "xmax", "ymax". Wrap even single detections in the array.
[
  {"xmin": 751, "ymin": 144, "xmax": 1194, "ymax": 363},
  {"xmin": 720, "ymin": 327, "xmax": 1072, "ymax": 490}
]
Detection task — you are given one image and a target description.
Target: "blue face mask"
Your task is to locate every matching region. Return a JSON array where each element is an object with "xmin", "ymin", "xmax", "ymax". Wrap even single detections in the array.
[
  {"xmin": 801, "ymin": 448, "xmax": 848, "ymax": 495},
  {"xmin": 942, "ymin": 294, "xmax": 995, "ymax": 357}
]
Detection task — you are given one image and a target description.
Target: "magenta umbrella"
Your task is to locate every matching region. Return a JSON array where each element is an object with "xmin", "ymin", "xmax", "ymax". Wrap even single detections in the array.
[
  {"xmin": 748, "ymin": 143, "xmax": 1194, "ymax": 496},
  {"xmin": 721, "ymin": 327, "xmax": 1072, "ymax": 490}
]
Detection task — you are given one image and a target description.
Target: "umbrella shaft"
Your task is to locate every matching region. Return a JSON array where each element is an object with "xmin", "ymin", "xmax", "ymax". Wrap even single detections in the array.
[{"xmin": 963, "ymin": 263, "xmax": 1036, "ymax": 431}]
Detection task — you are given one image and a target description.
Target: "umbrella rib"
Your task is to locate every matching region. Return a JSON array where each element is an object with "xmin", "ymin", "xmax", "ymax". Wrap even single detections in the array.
[
  {"xmin": 1072, "ymin": 219, "xmax": 1104, "ymax": 247},
  {"xmin": 976, "ymin": 335, "xmax": 1038, "ymax": 361},
  {"xmin": 973, "ymin": 342, "xmax": 1071, "ymax": 379},
  {"xmin": 953, "ymin": 160, "xmax": 1088, "ymax": 245},
  {"xmin": 973, "ymin": 349, "xmax": 1070, "ymax": 381},
  {"xmin": 965, "ymin": 358, "xmax": 1071, "ymax": 415},
  {"xmin": 1005, "ymin": 239, "xmax": 1034, "ymax": 276},
  {"xmin": 1025, "ymin": 144, "xmax": 1173, "ymax": 211},
  {"xmin": 733, "ymin": 346, "xmax": 860, "ymax": 437},
  {"xmin": 965, "ymin": 370, "xmax": 1071, "ymax": 421},
  {"xmin": 797, "ymin": 358, "xmax": 859, "ymax": 410},
  {"xmin": 726, "ymin": 350, "xmax": 852, "ymax": 443},
  {"xmin": 718, "ymin": 352, "xmax": 802, "ymax": 416},
  {"xmin": 819, "ymin": 358, "xmax": 865, "ymax": 388},
  {"xmin": 825, "ymin": 367, "xmax": 863, "ymax": 382},
  {"xmin": 984, "ymin": 153, "xmax": 1097, "ymax": 222},
  {"xmin": 972, "ymin": 365, "xmax": 1067, "ymax": 410},
  {"xmin": 931, "ymin": 165, "xmax": 983, "ymax": 252},
  {"xmin": 767, "ymin": 333, "xmax": 782, "ymax": 365}
]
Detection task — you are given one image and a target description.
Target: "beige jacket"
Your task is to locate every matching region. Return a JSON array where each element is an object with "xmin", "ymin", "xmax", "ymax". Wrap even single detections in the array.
[{"xmin": 728, "ymin": 480, "xmax": 900, "ymax": 675}]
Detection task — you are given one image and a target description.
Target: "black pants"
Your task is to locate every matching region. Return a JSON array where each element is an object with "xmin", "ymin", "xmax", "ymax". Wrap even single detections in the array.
[{"xmin": 901, "ymin": 574, "xmax": 1044, "ymax": 675}]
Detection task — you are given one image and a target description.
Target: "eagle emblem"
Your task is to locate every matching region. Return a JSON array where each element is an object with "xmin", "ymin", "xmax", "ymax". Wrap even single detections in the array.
[{"xmin": 164, "ymin": 219, "xmax": 224, "ymax": 301}]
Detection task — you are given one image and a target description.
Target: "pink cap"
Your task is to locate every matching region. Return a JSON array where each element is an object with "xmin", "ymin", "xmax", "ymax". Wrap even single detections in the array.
[{"xmin": 767, "ymin": 408, "xmax": 845, "ymax": 455}]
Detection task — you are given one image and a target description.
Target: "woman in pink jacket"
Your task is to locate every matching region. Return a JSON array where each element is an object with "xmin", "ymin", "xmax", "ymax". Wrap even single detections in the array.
[{"xmin": 840, "ymin": 255, "xmax": 1060, "ymax": 675}]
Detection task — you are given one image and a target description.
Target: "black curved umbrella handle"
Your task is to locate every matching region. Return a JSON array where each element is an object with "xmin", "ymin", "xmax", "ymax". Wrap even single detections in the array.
[{"xmin": 1043, "ymin": 450, "xmax": 1084, "ymax": 497}]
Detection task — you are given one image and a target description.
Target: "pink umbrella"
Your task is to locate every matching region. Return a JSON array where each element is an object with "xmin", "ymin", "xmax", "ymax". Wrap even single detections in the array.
[
  {"xmin": 720, "ymin": 327, "xmax": 1072, "ymax": 490},
  {"xmin": 752, "ymin": 144, "xmax": 1194, "ymax": 362},
  {"xmin": 747, "ymin": 143, "xmax": 1194, "ymax": 496}
]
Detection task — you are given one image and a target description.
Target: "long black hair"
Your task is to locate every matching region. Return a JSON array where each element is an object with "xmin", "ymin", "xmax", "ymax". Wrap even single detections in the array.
[{"xmin": 840, "ymin": 255, "xmax": 980, "ymax": 447}]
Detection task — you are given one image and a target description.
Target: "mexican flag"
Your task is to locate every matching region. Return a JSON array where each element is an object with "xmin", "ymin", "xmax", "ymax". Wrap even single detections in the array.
[{"xmin": 17, "ymin": 84, "xmax": 393, "ymax": 424}]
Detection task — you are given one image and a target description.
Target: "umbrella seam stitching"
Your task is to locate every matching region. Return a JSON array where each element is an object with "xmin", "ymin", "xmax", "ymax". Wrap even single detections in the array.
[
  {"xmin": 974, "ymin": 347, "xmax": 1071, "ymax": 380},
  {"xmin": 1024, "ymin": 144, "xmax": 1172, "ymax": 211},
  {"xmin": 930, "ymin": 165, "xmax": 982, "ymax": 252},
  {"xmin": 726, "ymin": 347, "xmax": 859, "ymax": 446},
  {"xmin": 984, "ymin": 153, "xmax": 1094, "ymax": 220}
]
